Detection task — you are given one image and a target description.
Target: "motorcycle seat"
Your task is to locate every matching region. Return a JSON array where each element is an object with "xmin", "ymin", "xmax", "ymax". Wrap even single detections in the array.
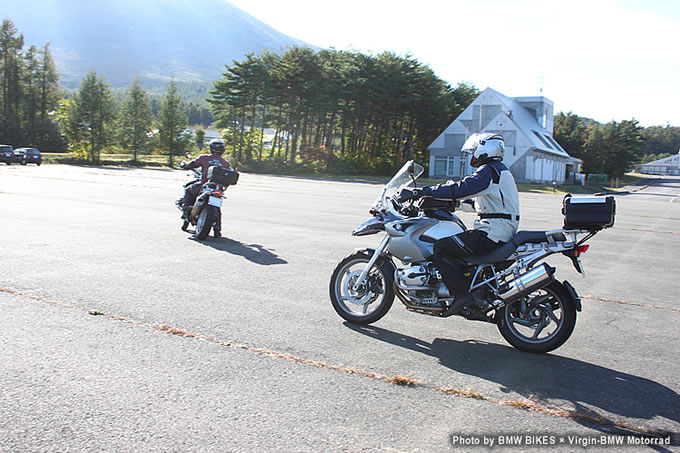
[
  {"xmin": 464, "ymin": 230, "xmax": 565, "ymax": 265},
  {"xmin": 465, "ymin": 241, "xmax": 516, "ymax": 264}
]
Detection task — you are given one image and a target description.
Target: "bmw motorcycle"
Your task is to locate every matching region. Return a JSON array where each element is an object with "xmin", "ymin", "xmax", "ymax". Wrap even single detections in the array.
[
  {"xmin": 175, "ymin": 159, "xmax": 239, "ymax": 240},
  {"xmin": 329, "ymin": 161, "xmax": 615, "ymax": 353}
]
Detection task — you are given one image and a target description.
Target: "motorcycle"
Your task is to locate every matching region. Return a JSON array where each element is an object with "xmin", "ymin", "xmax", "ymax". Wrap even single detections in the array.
[
  {"xmin": 175, "ymin": 156, "xmax": 239, "ymax": 240},
  {"xmin": 329, "ymin": 161, "xmax": 615, "ymax": 353}
]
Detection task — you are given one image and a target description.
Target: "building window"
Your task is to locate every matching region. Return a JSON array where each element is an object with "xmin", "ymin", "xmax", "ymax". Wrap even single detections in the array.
[
  {"xmin": 532, "ymin": 130, "xmax": 553, "ymax": 149},
  {"xmin": 434, "ymin": 156, "xmax": 465, "ymax": 178},
  {"xmin": 544, "ymin": 134, "xmax": 561, "ymax": 150}
]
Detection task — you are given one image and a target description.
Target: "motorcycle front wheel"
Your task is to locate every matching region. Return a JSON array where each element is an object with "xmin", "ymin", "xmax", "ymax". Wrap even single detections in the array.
[
  {"xmin": 497, "ymin": 281, "xmax": 576, "ymax": 353},
  {"xmin": 329, "ymin": 251, "xmax": 395, "ymax": 324},
  {"xmin": 195, "ymin": 206, "xmax": 219, "ymax": 240}
]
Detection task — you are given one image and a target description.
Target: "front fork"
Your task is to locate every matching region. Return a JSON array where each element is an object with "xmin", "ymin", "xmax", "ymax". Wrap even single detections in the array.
[{"xmin": 351, "ymin": 235, "xmax": 390, "ymax": 292}]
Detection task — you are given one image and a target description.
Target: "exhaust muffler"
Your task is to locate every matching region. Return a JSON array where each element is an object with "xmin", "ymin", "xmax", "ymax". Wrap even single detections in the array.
[{"xmin": 498, "ymin": 263, "xmax": 555, "ymax": 303}]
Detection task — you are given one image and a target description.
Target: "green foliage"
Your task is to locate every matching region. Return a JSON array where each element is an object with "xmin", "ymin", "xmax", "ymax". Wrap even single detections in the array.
[
  {"xmin": 63, "ymin": 69, "xmax": 117, "ymax": 163},
  {"xmin": 209, "ymin": 48, "xmax": 468, "ymax": 174},
  {"xmin": 68, "ymin": 140, "xmax": 90, "ymax": 161},
  {"xmin": 119, "ymin": 79, "xmax": 153, "ymax": 161},
  {"xmin": 0, "ymin": 20, "xmax": 63, "ymax": 149},
  {"xmin": 555, "ymin": 113, "xmax": 645, "ymax": 178},
  {"xmin": 194, "ymin": 127, "xmax": 206, "ymax": 150},
  {"xmin": 640, "ymin": 152, "xmax": 672, "ymax": 164},
  {"xmin": 158, "ymin": 79, "xmax": 190, "ymax": 166},
  {"xmin": 640, "ymin": 125, "xmax": 680, "ymax": 157}
]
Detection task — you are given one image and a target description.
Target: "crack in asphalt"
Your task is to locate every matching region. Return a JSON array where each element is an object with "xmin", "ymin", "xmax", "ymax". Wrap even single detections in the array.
[
  {"xmin": 2, "ymin": 286, "xmax": 676, "ymax": 440},
  {"xmin": 583, "ymin": 295, "xmax": 680, "ymax": 312}
]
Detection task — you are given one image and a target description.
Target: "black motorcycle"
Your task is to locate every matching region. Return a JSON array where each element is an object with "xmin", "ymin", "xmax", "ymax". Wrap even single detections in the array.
[{"xmin": 175, "ymin": 161, "xmax": 239, "ymax": 240}]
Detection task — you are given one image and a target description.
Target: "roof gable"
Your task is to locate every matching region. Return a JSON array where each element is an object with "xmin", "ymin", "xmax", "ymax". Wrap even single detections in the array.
[{"xmin": 642, "ymin": 153, "xmax": 680, "ymax": 167}]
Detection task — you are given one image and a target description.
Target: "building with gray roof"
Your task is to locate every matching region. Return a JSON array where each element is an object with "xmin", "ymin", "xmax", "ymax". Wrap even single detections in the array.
[
  {"xmin": 639, "ymin": 152, "xmax": 680, "ymax": 175},
  {"xmin": 427, "ymin": 87, "xmax": 582, "ymax": 184}
]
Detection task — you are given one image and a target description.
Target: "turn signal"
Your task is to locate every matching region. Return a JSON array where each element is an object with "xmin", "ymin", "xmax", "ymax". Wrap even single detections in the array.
[{"xmin": 574, "ymin": 245, "xmax": 590, "ymax": 257}]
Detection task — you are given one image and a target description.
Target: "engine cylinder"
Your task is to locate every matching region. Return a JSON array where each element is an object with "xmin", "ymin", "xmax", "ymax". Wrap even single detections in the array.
[{"xmin": 498, "ymin": 263, "xmax": 554, "ymax": 302}]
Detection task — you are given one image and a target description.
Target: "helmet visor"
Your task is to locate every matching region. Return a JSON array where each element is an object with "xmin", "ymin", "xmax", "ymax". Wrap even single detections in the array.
[{"xmin": 461, "ymin": 133, "xmax": 484, "ymax": 154}]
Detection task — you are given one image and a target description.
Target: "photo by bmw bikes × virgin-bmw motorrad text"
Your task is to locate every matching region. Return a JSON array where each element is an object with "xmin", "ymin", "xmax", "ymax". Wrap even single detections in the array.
[
  {"xmin": 329, "ymin": 161, "xmax": 616, "ymax": 353},
  {"xmin": 175, "ymin": 156, "xmax": 239, "ymax": 240}
]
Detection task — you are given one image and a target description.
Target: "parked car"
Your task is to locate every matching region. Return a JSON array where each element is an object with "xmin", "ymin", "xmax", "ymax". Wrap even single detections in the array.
[
  {"xmin": 0, "ymin": 145, "xmax": 14, "ymax": 165},
  {"xmin": 14, "ymin": 147, "xmax": 42, "ymax": 165}
]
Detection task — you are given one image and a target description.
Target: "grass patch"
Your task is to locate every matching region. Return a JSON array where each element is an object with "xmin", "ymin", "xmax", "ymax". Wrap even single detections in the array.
[
  {"xmin": 386, "ymin": 375, "xmax": 424, "ymax": 387},
  {"xmin": 436, "ymin": 387, "xmax": 488, "ymax": 400},
  {"xmin": 41, "ymin": 153, "xmax": 174, "ymax": 167},
  {"xmin": 38, "ymin": 154, "xmax": 656, "ymax": 195}
]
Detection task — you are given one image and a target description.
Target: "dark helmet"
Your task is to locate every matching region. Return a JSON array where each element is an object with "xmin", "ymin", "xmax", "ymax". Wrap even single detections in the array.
[
  {"xmin": 462, "ymin": 133, "xmax": 505, "ymax": 168},
  {"xmin": 209, "ymin": 138, "xmax": 225, "ymax": 155}
]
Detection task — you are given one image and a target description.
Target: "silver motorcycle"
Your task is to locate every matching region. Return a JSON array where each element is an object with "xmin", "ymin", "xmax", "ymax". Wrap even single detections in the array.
[{"xmin": 329, "ymin": 161, "xmax": 615, "ymax": 353}]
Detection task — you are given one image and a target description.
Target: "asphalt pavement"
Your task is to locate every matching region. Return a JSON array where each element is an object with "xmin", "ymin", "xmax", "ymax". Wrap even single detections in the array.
[{"xmin": 1, "ymin": 165, "xmax": 678, "ymax": 452}]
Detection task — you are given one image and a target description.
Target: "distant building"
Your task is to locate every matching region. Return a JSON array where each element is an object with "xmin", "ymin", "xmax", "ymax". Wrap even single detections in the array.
[
  {"xmin": 203, "ymin": 129, "xmax": 222, "ymax": 143},
  {"xmin": 427, "ymin": 87, "xmax": 582, "ymax": 184},
  {"xmin": 639, "ymin": 152, "xmax": 680, "ymax": 175}
]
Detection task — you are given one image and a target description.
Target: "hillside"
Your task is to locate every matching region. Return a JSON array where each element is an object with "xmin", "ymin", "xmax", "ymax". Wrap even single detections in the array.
[{"xmin": 4, "ymin": 0, "xmax": 312, "ymax": 88}]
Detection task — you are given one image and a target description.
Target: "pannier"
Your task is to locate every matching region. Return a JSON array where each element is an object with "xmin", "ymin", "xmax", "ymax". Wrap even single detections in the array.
[
  {"xmin": 562, "ymin": 194, "xmax": 615, "ymax": 230},
  {"xmin": 208, "ymin": 166, "xmax": 239, "ymax": 186}
]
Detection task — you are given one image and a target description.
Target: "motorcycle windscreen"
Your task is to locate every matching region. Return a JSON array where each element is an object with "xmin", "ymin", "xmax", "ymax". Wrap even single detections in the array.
[{"xmin": 371, "ymin": 160, "xmax": 424, "ymax": 211}]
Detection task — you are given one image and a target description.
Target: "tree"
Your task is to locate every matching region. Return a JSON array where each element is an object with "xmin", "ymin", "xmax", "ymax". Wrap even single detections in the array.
[
  {"xmin": 22, "ymin": 45, "xmax": 41, "ymax": 146},
  {"xmin": 67, "ymin": 70, "xmax": 117, "ymax": 163},
  {"xmin": 449, "ymin": 82, "xmax": 480, "ymax": 120},
  {"xmin": 119, "ymin": 79, "xmax": 152, "ymax": 162},
  {"xmin": 640, "ymin": 125, "xmax": 680, "ymax": 158},
  {"xmin": 194, "ymin": 127, "xmax": 205, "ymax": 151},
  {"xmin": 554, "ymin": 112, "xmax": 587, "ymax": 159},
  {"xmin": 0, "ymin": 19, "xmax": 25, "ymax": 144},
  {"xmin": 158, "ymin": 79, "xmax": 189, "ymax": 167},
  {"xmin": 35, "ymin": 43, "xmax": 61, "ymax": 148},
  {"xmin": 583, "ymin": 119, "xmax": 643, "ymax": 179}
]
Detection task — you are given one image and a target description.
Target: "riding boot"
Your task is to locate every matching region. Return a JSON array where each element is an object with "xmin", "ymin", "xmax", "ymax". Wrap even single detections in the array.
[
  {"xmin": 441, "ymin": 292, "xmax": 480, "ymax": 317},
  {"xmin": 213, "ymin": 212, "xmax": 222, "ymax": 238}
]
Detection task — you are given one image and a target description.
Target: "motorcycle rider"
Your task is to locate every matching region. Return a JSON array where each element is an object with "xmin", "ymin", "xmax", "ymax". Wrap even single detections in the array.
[
  {"xmin": 181, "ymin": 138, "xmax": 231, "ymax": 238},
  {"xmin": 398, "ymin": 133, "xmax": 520, "ymax": 316}
]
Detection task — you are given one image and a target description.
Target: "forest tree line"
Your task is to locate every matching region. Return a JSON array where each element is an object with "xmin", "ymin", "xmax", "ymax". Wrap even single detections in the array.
[
  {"xmin": 1, "ymin": 19, "xmax": 214, "ymax": 163},
  {"xmin": 554, "ymin": 113, "xmax": 680, "ymax": 178},
  {"xmin": 209, "ymin": 48, "xmax": 478, "ymax": 174},
  {"xmin": 2, "ymin": 18, "xmax": 680, "ymax": 177}
]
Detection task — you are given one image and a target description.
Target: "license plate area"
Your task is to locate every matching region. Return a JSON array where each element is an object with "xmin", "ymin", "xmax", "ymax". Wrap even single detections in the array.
[{"xmin": 208, "ymin": 196, "xmax": 222, "ymax": 207}]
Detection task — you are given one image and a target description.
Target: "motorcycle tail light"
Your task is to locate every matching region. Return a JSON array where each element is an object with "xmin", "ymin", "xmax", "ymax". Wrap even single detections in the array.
[
  {"xmin": 574, "ymin": 244, "xmax": 590, "ymax": 257},
  {"xmin": 212, "ymin": 191, "xmax": 223, "ymax": 197}
]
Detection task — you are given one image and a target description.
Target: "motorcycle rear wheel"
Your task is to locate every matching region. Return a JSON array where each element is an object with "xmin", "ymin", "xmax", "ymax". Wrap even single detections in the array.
[
  {"xmin": 497, "ymin": 281, "xmax": 576, "ymax": 353},
  {"xmin": 329, "ymin": 251, "xmax": 395, "ymax": 324},
  {"xmin": 195, "ymin": 206, "xmax": 219, "ymax": 240}
]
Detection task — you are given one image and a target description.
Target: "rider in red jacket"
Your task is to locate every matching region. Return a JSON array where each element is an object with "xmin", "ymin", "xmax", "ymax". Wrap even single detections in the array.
[{"xmin": 181, "ymin": 138, "xmax": 231, "ymax": 237}]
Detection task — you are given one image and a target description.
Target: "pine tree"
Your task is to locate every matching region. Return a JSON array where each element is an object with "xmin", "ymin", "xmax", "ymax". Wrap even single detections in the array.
[
  {"xmin": 35, "ymin": 43, "xmax": 61, "ymax": 148},
  {"xmin": 158, "ymin": 79, "xmax": 189, "ymax": 167},
  {"xmin": 69, "ymin": 70, "xmax": 117, "ymax": 163},
  {"xmin": 0, "ymin": 19, "xmax": 25, "ymax": 144},
  {"xmin": 120, "ymin": 79, "xmax": 152, "ymax": 162}
]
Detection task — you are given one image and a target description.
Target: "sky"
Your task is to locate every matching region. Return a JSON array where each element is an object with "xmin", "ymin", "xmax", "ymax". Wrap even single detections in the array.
[{"xmin": 228, "ymin": 0, "xmax": 680, "ymax": 127}]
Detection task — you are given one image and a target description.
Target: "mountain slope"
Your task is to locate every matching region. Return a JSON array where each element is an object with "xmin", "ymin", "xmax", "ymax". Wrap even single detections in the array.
[{"xmin": 4, "ymin": 0, "xmax": 312, "ymax": 87}]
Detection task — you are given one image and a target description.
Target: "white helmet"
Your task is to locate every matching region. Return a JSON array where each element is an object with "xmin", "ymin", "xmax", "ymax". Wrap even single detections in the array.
[{"xmin": 462, "ymin": 133, "xmax": 505, "ymax": 168}]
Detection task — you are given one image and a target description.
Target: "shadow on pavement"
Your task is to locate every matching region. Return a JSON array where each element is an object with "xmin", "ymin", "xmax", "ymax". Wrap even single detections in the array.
[
  {"xmin": 198, "ymin": 237, "xmax": 287, "ymax": 265},
  {"xmin": 346, "ymin": 324, "xmax": 679, "ymax": 434}
]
